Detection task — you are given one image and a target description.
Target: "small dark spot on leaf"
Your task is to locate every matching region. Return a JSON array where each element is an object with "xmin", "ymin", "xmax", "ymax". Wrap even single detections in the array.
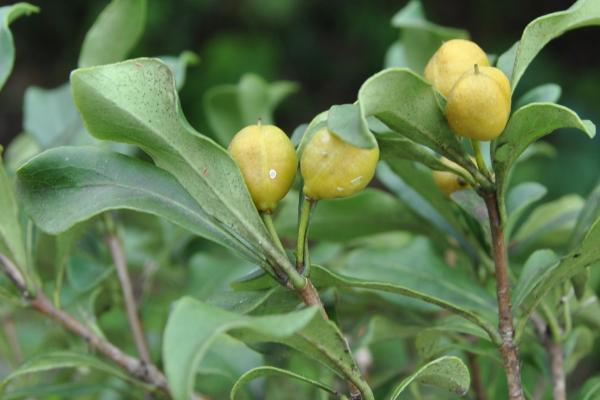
[
  {"xmin": 202, "ymin": 167, "xmax": 209, "ymax": 177},
  {"xmin": 573, "ymin": 253, "xmax": 581, "ymax": 259}
]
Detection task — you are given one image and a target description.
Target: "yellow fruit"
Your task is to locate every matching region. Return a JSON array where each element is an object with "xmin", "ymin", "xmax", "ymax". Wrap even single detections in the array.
[
  {"xmin": 432, "ymin": 158, "xmax": 470, "ymax": 196},
  {"xmin": 301, "ymin": 128, "xmax": 379, "ymax": 200},
  {"xmin": 229, "ymin": 124, "xmax": 297, "ymax": 212},
  {"xmin": 445, "ymin": 65, "xmax": 511, "ymax": 141},
  {"xmin": 424, "ymin": 39, "xmax": 490, "ymax": 97}
]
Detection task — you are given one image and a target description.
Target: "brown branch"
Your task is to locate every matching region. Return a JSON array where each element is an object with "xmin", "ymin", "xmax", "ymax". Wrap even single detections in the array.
[
  {"xmin": 0, "ymin": 253, "xmax": 208, "ymax": 400},
  {"xmin": 30, "ymin": 291, "xmax": 168, "ymax": 389},
  {"xmin": 105, "ymin": 233, "xmax": 152, "ymax": 365},
  {"xmin": 467, "ymin": 351, "xmax": 487, "ymax": 400},
  {"xmin": 532, "ymin": 314, "xmax": 566, "ymax": 400},
  {"xmin": 296, "ymin": 279, "xmax": 328, "ymax": 320},
  {"xmin": 483, "ymin": 192, "xmax": 524, "ymax": 400}
]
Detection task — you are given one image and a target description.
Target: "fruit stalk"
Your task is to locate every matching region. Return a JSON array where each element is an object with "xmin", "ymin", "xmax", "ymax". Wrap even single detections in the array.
[
  {"xmin": 296, "ymin": 196, "xmax": 314, "ymax": 273},
  {"xmin": 261, "ymin": 212, "xmax": 286, "ymax": 254},
  {"xmin": 483, "ymin": 192, "xmax": 524, "ymax": 400},
  {"xmin": 471, "ymin": 139, "xmax": 491, "ymax": 178}
]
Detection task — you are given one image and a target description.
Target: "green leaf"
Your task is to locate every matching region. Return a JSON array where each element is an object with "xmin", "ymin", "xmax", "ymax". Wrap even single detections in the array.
[
  {"xmin": 3, "ymin": 133, "xmax": 41, "ymax": 172},
  {"xmin": 310, "ymin": 260, "xmax": 499, "ymax": 343},
  {"xmin": 389, "ymin": 0, "xmax": 468, "ymax": 72},
  {"xmin": 506, "ymin": 182, "xmax": 547, "ymax": 238},
  {"xmin": 511, "ymin": 195, "xmax": 584, "ymax": 254},
  {"xmin": 70, "ymin": 58, "xmax": 289, "ymax": 279},
  {"xmin": 275, "ymin": 189, "xmax": 425, "ymax": 242},
  {"xmin": 415, "ymin": 329, "xmax": 446, "ymax": 361},
  {"xmin": 162, "ymin": 297, "xmax": 359, "ymax": 400},
  {"xmin": 384, "ymin": 41, "xmax": 407, "ymax": 69},
  {"xmin": 518, "ymin": 218, "xmax": 600, "ymax": 334},
  {"xmin": 296, "ymin": 111, "xmax": 329, "ymax": 157},
  {"xmin": 493, "ymin": 103, "xmax": 595, "ymax": 208},
  {"xmin": 377, "ymin": 161, "xmax": 474, "ymax": 254},
  {"xmin": 569, "ymin": 181, "xmax": 600, "ymax": 249},
  {"xmin": 378, "ymin": 134, "xmax": 472, "ymax": 184},
  {"xmin": 359, "ymin": 69, "xmax": 469, "ymax": 167},
  {"xmin": 0, "ymin": 152, "xmax": 26, "ymax": 270},
  {"xmin": 498, "ymin": 0, "xmax": 600, "ymax": 90},
  {"xmin": 327, "ymin": 103, "xmax": 377, "ymax": 149},
  {"xmin": 24, "ymin": 84, "xmax": 94, "ymax": 149},
  {"xmin": 450, "ymin": 190, "xmax": 489, "ymax": 228},
  {"xmin": 204, "ymin": 73, "xmax": 298, "ymax": 145},
  {"xmin": 564, "ymin": 326, "xmax": 593, "ymax": 372},
  {"xmin": 160, "ymin": 51, "xmax": 200, "ymax": 91},
  {"xmin": 387, "ymin": 356, "xmax": 470, "ymax": 399},
  {"xmin": 230, "ymin": 366, "xmax": 338, "ymax": 400},
  {"xmin": 514, "ymin": 83, "xmax": 561, "ymax": 109},
  {"xmin": 163, "ymin": 298, "xmax": 315, "ymax": 400},
  {"xmin": 0, "ymin": 351, "xmax": 148, "ymax": 393},
  {"xmin": 3, "ymin": 383, "xmax": 110, "ymax": 400},
  {"xmin": 513, "ymin": 249, "xmax": 558, "ymax": 308},
  {"xmin": 78, "ymin": 0, "xmax": 146, "ymax": 67},
  {"xmin": 234, "ymin": 308, "xmax": 372, "ymax": 398},
  {"xmin": 0, "ymin": 2, "xmax": 39, "ymax": 90},
  {"xmin": 197, "ymin": 335, "xmax": 263, "ymax": 398},
  {"xmin": 17, "ymin": 146, "xmax": 260, "ymax": 264},
  {"xmin": 67, "ymin": 251, "xmax": 113, "ymax": 292},
  {"xmin": 576, "ymin": 376, "xmax": 600, "ymax": 400},
  {"xmin": 358, "ymin": 316, "xmax": 424, "ymax": 347},
  {"xmin": 568, "ymin": 182, "xmax": 600, "ymax": 298}
]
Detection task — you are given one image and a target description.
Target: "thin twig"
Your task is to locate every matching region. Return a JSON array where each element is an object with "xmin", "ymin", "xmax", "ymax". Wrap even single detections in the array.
[
  {"xmin": 467, "ymin": 351, "xmax": 487, "ymax": 400},
  {"xmin": 483, "ymin": 192, "xmax": 524, "ymax": 400},
  {"xmin": 0, "ymin": 252, "xmax": 207, "ymax": 400},
  {"xmin": 2, "ymin": 315, "xmax": 23, "ymax": 366},
  {"xmin": 532, "ymin": 313, "xmax": 566, "ymax": 400},
  {"xmin": 105, "ymin": 232, "xmax": 152, "ymax": 365}
]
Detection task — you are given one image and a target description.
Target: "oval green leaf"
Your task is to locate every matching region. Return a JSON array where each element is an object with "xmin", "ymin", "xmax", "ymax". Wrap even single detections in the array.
[{"xmin": 387, "ymin": 356, "xmax": 470, "ymax": 399}]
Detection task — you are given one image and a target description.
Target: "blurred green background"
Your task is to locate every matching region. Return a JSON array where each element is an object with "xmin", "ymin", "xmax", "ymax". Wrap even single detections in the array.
[{"xmin": 1, "ymin": 0, "xmax": 599, "ymax": 198}]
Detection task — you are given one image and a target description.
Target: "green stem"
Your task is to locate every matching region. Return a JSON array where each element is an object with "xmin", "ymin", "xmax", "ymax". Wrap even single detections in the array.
[
  {"xmin": 541, "ymin": 303, "xmax": 562, "ymax": 342},
  {"xmin": 562, "ymin": 300, "xmax": 572, "ymax": 341},
  {"xmin": 471, "ymin": 139, "xmax": 491, "ymax": 178},
  {"xmin": 296, "ymin": 196, "xmax": 314, "ymax": 274},
  {"xmin": 261, "ymin": 212, "xmax": 286, "ymax": 254},
  {"xmin": 260, "ymin": 211, "xmax": 306, "ymax": 290}
]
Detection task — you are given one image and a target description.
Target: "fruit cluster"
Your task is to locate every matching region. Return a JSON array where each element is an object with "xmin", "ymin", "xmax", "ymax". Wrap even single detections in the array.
[
  {"xmin": 229, "ymin": 123, "xmax": 379, "ymax": 213},
  {"xmin": 426, "ymin": 39, "xmax": 512, "ymax": 195}
]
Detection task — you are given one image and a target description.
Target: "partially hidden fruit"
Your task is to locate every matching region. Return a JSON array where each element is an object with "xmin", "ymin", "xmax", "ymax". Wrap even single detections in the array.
[
  {"xmin": 445, "ymin": 65, "xmax": 511, "ymax": 141},
  {"xmin": 432, "ymin": 157, "xmax": 470, "ymax": 196},
  {"xmin": 301, "ymin": 128, "xmax": 379, "ymax": 200},
  {"xmin": 424, "ymin": 39, "xmax": 490, "ymax": 97},
  {"xmin": 229, "ymin": 124, "xmax": 297, "ymax": 212}
]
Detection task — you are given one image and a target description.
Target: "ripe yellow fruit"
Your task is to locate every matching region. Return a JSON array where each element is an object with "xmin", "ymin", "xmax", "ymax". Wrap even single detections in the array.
[
  {"xmin": 301, "ymin": 128, "xmax": 379, "ymax": 200},
  {"xmin": 445, "ymin": 65, "xmax": 511, "ymax": 141},
  {"xmin": 424, "ymin": 39, "xmax": 490, "ymax": 97},
  {"xmin": 229, "ymin": 124, "xmax": 297, "ymax": 212},
  {"xmin": 432, "ymin": 158, "xmax": 470, "ymax": 196}
]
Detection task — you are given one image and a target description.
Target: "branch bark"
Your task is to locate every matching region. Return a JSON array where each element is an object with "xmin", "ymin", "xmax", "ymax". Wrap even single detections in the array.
[
  {"xmin": 532, "ymin": 314, "xmax": 566, "ymax": 400},
  {"xmin": 105, "ymin": 232, "xmax": 152, "ymax": 365},
  {"xmin": 467, "ymin": 351, "xmax": 487, "ymax": 400},
  {"xmin": 483, "ymin": 192, "xmax": 524, "ymax": 400},
  {"xmin": 0, "ymin": 253, "xmax": 206, "ymax": 400}
]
